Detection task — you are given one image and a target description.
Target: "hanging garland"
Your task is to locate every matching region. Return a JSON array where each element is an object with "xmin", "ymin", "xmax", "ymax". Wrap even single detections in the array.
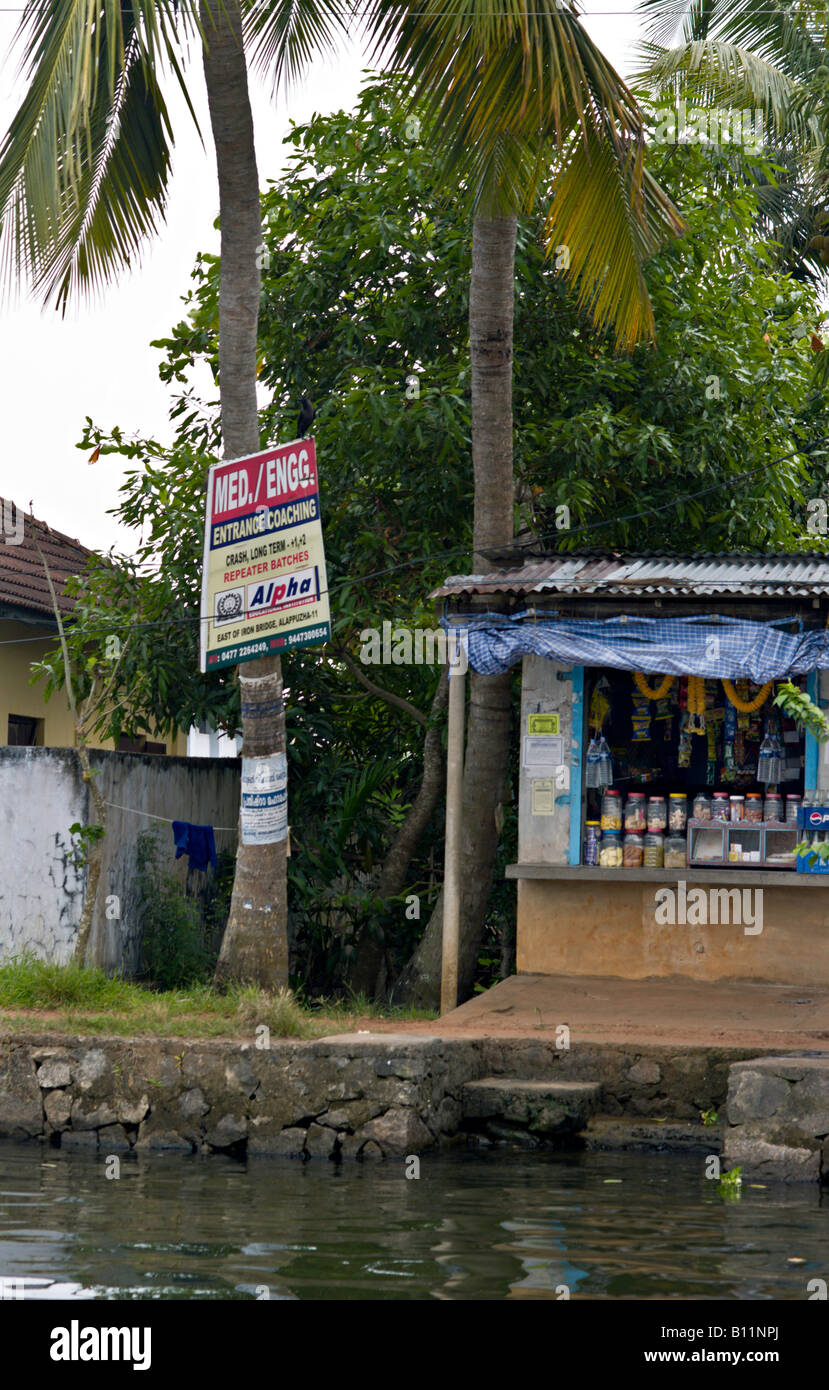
[
  {"xmin": 687, "ymin": 674, "xmax": 707, "ymax": 733},
  {"xmin": 633, "ymin": 672, "xmax": 675, "ymax": 701},
  {"xmin": 722, "ymin": 679, "xmax": 772, "ymax": 714}
]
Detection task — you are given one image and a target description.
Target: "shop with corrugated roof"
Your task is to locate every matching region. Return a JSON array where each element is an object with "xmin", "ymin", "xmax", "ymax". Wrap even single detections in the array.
[{"xmin": 432, "ymin": 552, "xmax": 829, "ymax": 988}]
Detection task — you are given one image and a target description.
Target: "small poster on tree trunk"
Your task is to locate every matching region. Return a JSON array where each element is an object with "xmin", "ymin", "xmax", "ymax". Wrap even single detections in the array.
[
  {"xmin": 241, "ymin": 753, "xmax": 288, "ymax": 845},
  {"xmin": 200, "ymin": 438, "xmax": 330, "ymax": 671}
]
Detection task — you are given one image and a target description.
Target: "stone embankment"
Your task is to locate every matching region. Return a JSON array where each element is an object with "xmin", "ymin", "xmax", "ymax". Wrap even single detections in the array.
[{"xmin": 0, "ymin": 1033, "xmax": 826, "ymax": 1182}]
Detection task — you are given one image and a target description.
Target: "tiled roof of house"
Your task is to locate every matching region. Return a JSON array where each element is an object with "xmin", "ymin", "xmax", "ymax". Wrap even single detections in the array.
[{"xmin": 0, "ymin": 499, "xmax": 92, "ymax": 621}]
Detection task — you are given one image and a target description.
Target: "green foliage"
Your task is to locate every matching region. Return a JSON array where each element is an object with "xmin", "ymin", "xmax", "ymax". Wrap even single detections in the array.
[
  {"xmin": 718, "ymin": 1164, "xmax": 744, "ymax": 1198},
  {"xmin": 701, "ymin": 1108, "xmax": 720, "ymax": 1126},
  {"xmin": 774, "ymin": 678, "xmax": 829, "ymax": 738},
  {"xmin": 0, "ymin": 952, "xmax": 133, "ymax": 1008},
  {"xmin": 135, "ymin": 830, "xmax": 230, "ymax": 990},
  {"xmin": 66, "ymin": 821, "xmax": 105, "ymax": 870},
  {"xmin": 30, "ymin": 74, "xmax": 829, "ymax": 998},
  {"xmin": 520, "ymin": 141, "xmax": 829, "ymax": 552}
]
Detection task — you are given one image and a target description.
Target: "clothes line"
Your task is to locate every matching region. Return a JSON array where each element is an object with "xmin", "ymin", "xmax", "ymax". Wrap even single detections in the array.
[{"xmin": 101, "ymin": 799, "xmax": 237, "ymax": 834}]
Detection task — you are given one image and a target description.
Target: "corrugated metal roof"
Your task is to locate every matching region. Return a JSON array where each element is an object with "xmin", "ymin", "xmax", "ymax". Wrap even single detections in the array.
[{"xmin": 431, "ymin": 552, "xmax": 829, "ymax": 600}]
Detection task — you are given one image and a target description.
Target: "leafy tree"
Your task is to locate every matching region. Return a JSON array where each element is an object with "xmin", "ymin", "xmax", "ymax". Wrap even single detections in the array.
[{"xmin": 42, "ymin": 79, "xmax": 829, "ymax": 997}]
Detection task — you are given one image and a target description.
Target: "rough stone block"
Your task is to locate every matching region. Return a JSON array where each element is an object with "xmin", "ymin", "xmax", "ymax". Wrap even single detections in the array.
[
  {"xmin": 134, "ymin": 1129, "xmax": 195, "ymax": 1152},
  {"xmin": 178, "ymin": 1088, "xmax": 209, "ymax": 1120},
  {"xmin": 37, "ymin": 1059, "xmax": 72, "ymax": 1090},
  {"xmin": 726, "ymin": 1070, "xmax": 790, "ymax": 1124},
  {"xmin": 75, "ymin": 1049, "xmax": 112, "ymax": 1095},
  {"xmin": 304, "ymin": 1123, "xmax": 338, "ymax": 1158},
  {"xmin": 0, "ymin": 1044, "xmax": 43, "ymax": 1138},
  {"xmin": 724, "ymin": 1136, "xmax": 822, "ymax": 1183},
  {"xmin": 357, "ymin": 1107, "xmax": 434, "ymax": 1156},
  {"xmin": 44, "ymin": 1090, "xmax": 72, "ymax": 1127},
  {"xmin": 627, "ymin": 1061, "xmax": 662, "ymax": 1087},
  {"xmin": 247, "ymin": 1124, "xmax": 306, "ymax": 1157},
  {"xmin": 70, "ymin": 1099, "xmax": 117, "ymax": 1131},
  {"xmin": 116, "ymin": 1094, "xmax": 150, "ymax": 1125},
  {"xmin": 203, "ymin": 1113, "xmax": 247, "ymax": 1150},
  {"xmin": 98, "ymin": 1124, "xmax": 132, "ymax": 1153},
  {"xmin": 61, "ymin": 1129, "xmax": 98, "ymax": 1151}
]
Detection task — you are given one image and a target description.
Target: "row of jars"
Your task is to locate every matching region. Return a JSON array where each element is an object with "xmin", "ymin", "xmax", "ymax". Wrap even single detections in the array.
[
  {"xmin": 601, "ymin": 788, "xmax": 802, "ymax": 832},
  {"xmin": 601, "ymin": 791, "xmax": 687, "ymax": 834},
  {"xmin": 691, "ymin": 792, "xmax": 800, "ymax": 825},
  {"xmin": 590, "ymin": 828, "xmax": 686, "ymax": 869}
]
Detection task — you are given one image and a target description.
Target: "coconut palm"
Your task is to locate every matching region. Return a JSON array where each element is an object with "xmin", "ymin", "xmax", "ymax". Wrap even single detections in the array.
[
  {"xmin": 0, "ymin": 0, "xmax": 682, "ymax": 996},
  {"xmin": 636, "ymin": 0, "xmax": 829, "ymax": 283},
  {"xmin": 375, "ymin": 3, "xmax": 685, "ymax": 1002}
]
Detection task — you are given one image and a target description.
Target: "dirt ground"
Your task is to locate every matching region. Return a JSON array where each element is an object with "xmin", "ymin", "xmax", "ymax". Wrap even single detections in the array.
[{"xmin": 359, "ymin": 973, "xmax": 829, "ymax": 1051}]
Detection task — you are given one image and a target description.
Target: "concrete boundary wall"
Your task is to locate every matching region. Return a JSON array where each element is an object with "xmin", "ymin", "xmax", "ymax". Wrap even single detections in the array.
[{"xmin": 0, "ymin": 747, "xmax": 239, "ymax": 972}]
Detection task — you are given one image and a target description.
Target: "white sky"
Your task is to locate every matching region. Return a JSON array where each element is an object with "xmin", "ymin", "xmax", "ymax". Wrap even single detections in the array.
[{"xmin": 0, "ymin": 4, "xmax": 642, "ymax": 555}]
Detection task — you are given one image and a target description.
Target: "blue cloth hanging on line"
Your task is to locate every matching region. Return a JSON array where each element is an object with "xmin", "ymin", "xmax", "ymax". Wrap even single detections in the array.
[{"xmin": 172, "ymin": 821, "xmax": 217, "ymax": 872}]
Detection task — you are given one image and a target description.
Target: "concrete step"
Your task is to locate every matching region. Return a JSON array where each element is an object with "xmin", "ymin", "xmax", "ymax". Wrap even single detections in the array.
[
  {"xmin": 582, "ymin": 1116, "xmax": 721, "ymax": 1155},
  {"xmin": 461, "ymin": 1077, "xmax": 601, "ymax": 1136}
]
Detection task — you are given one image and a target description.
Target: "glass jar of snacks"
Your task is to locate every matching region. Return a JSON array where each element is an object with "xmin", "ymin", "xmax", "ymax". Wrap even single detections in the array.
[
  {"xmin": 668, "ymin": 793, "xmax": 687, "ymax": 833},
  {"xmin": 692, "ymin": 793, "xmax": 711, "ymax": 822},
  {"xmin": 601, "ymin": 789, "xmax": 623, "ymax": 831},
  {"xmin": 664, "ymin": 834, "xmax": 687, "ymax": 869},
  {"xmin": 647, "ymin": 795, "xmax": 667, "ymax": 832},
  {"xmin": 584, "ymin": 820, "xmax": 600, "ymax": 866},
  {"xmin": 786, "ymin": 794, "xmax": 802, "ymax": 827},
  {"xmin": 729, "ymin": 795, "xmax": 744, "ymax": 822},
  {"xmin": 624, "ymin": 793, "xmax": 646, "ymax": 831},
  {"xmin": 763, "ymin": 792, "xmax": 783, "ymax": 823},
  {"xmin": 712, "ymin": 792, "xmax": 729, "ymax": 821},
  {"xmin": 744, "ymin": 793, "xmax": 763, "ymax": 823},
  {"xmin": 623, "ymin": 832, "xmax": 644, "ymax": 868},
  {"xmin": 599, "ymin": 830, "xmax": 623, "ymax": 867},
  {"xmin": 643, "ymin": 832, "xmax": 664, "ymax": 868}
]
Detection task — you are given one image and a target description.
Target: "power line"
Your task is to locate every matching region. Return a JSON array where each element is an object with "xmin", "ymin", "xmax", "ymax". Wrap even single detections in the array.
[{"xmin": 2, "ymin": 433, "xmax": 828, "ymax": 648}]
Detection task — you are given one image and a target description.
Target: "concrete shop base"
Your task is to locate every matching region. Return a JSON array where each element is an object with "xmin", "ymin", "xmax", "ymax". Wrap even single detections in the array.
[
  {"xmin": 514, "ymin": 876, "xmax": 829, "ymax": 986},
  {"xmin": 0, "ymin": 1032, "xmax": 826, "ymax": 1181}
]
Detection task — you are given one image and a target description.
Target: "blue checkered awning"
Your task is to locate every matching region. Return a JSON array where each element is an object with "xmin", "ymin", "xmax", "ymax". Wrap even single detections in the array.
[{"xmin": 447, "ymin": 613, "xmax": 829, "ymax": 680}]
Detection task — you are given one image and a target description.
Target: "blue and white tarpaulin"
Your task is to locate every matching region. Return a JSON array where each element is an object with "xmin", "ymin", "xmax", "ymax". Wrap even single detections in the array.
[{"xmin": 444, "ymin": 613, "xmax": 829, "ymax": 681}]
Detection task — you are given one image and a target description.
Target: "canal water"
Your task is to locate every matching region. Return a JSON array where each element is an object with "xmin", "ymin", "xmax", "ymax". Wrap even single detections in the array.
[{"xmin": 0, "ymin": 1141, "xmax": 825, "ymax": 1300}]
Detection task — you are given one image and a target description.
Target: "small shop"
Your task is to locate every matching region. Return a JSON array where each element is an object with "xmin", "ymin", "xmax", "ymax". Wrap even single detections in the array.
[{"xmin": 433, "ymin": 553, "xmax": 829, "ymax": 990}]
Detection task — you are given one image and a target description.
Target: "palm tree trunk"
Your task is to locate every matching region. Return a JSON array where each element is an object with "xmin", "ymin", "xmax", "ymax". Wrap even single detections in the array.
[
  {"xmin": 395, "ymin": 214, "xmax": 517, "ymax": 1007},
  {"xmin": 201, "ymin": 0, "xmax": 288, "ymax": 988}
]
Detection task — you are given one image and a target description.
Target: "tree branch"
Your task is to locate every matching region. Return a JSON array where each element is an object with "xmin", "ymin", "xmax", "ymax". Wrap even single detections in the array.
[{"xmin": 332, "ymin": 645, "xmax": 428, "ymax": 726}]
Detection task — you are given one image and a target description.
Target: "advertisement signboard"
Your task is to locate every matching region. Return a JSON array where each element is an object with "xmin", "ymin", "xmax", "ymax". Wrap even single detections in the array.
[{"xmin": 200, "ymin": 438, "xmax": 330, "ymax": 672}]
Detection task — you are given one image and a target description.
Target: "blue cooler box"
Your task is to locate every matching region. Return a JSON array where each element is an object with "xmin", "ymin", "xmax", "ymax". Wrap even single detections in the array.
[{"xmin": 796, "ymin": 806, "xmax": 829, "ymax": 873}]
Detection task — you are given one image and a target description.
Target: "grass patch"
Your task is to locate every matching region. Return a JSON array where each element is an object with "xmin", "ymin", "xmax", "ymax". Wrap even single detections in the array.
[{"xmin": 0, "ymin": 956, "xmax": 437, "ymax": 1040}]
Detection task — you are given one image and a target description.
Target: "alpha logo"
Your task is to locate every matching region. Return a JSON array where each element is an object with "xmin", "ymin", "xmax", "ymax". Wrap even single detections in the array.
[
  {"xmin": 215, "ymin": 586, "xmax": 245, "ymax": 625},
  {"xmin": 247, "ymin": 566, "xmax": 319, "ymax": 617}
]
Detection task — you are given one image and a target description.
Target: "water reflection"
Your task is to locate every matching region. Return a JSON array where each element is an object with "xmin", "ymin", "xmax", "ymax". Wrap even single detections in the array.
[{"xmin": 0, "ymin": 1143, "xmax": 825, "ymax": 1300}]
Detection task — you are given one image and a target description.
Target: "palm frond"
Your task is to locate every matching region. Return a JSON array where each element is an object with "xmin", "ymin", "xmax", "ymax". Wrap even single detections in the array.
[
  {"xmin": 544, "ymin": 129, "xmax": 682, "ymax": 347},
  {"xmin": 367, "ymin": 0, "xmax": 683, "ymax": 345},
  {"xmin": 243, "ymin": 0, "xmax": 350, "ymax": 90},
  {"xmin": 637, "ymin": 39, "xmax": 799, "ymax": 126},
  {"xmin": 0, "ymin": 0, "xmax": 198, "ymax": 303}
]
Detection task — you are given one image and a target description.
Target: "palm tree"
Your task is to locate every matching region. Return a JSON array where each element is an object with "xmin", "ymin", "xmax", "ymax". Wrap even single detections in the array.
[
  {"xmin": 0, "ymin": 0, "xmax": 682, "ymax": 998},
  {"xmin": 636, "ymin": 0, "xmax": 829, "ymax": 283},
  {"xmin": 379, "ymin": 3, "xmax": 685, "ymax": 1003},
  {"xmin": 0, "ymin": 0, "xmax": 349, "ymax": 985}
]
